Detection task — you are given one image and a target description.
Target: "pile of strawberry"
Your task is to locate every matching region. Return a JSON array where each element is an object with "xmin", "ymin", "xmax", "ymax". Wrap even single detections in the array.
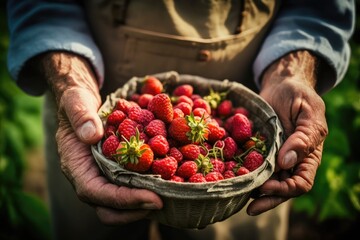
[{"xmin": 100, "ymin": 76, "xmax": 267, "ymax": 183}]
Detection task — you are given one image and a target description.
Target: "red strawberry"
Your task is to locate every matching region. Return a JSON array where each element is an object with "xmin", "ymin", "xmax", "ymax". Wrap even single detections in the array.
[
  {"xmin": 128, "ymin": 106, "xmax": 154, "ymax": 126},
  {"xmin": 106, "ymin": 109, "xmax": 126, "ymax": 128},
  {"xmin": 148, "ymin": 135, "xmax": 170, "ymax": 157},
  {"xmin": 116, "ymin": 132, "xmax": 154, "ymax": 173},
  {"xmin": 233, "ymin": 106, "xmax": 250, "ymax": 117},
  {"xmin": 174, "ymin": 102, "xmax": 192, "ymax": 116},
  {"xmin": 101, "ymin": 135, "xmax": 120, "ymax": 159},
  {"xmin": 168, "ymin": 117, "xmax": 191, "ymax": 144},
  {"xmin": 172, "ymin": 84, "xmax": 193, "ymax": 97},
  {"xmin": 207, "ymin": 120, "xmax": 226, "ymax": 143},
  {"xmin": 168, "ymin": 147, "xmax": 183, "ymax": 163},
  {"xmin": 193, "ymin": 98, "xmax": 211, "ymax": 114},
  {"xmin": 223, "ymin": 170, "xmax": 235, "ymax": 179},
  {"xmin": 235, "ymin": 166, "xmax": 250, "ymax": 176},
  {"xmin": 173, "ymin": 95, "xmax": 194, "ymax": 107},
  {"xmin": 173, "ymin": 108, "xmax": 185, "ymax": 119},
  {"xmin": 210, "ymin": 158, "xmax": 225, "ymax": 174},
  {"xmin": 151, "ymin": 156, "xmax": 178, "ymax": 180},
  {"xmin": 117, "ymin": 118, "xmax": 138, "ymax": 141},
  {"xmin": 216, "ymin": 100, "xmax": 233, "ymax": 118},
  {"xmin": 223, "ymin": 137, "xmax": 238, "ymax": 160},
  {"xmin": 177, "ymin": 161, "xmax": 198, "ymax": 179},
  {"xmin": 188, "ymin": 173, "xmax": 206, "ymax": 183},
  {"xmin": 144, "ymin": 119, "xmax": 167, "ymax": 138},
  {"xmin": 170, "ymin": 175, "xmax": 185, "ymax": 182},
  {"xmin": 147, "ymin": 93, "xmax": 174, "ymax": 123},
  {"xmin": 137, "ymin": 93, "xmax": 154, "ymax": 108},
  {"xmin": 231, "ymin": 113, "xmax": 252, "ymax": 143},
  {"xmin": 224, "ymin": 160, "xmax": 237, "ymax": 171},
  {"xmin": 242, "ymin": 150, "xmax": 264, "ymax": 172},
  {"xmin": 205, "ymin": 171, "xmax": 224, "ymax": 182},
  {"xmin": 115, "ymin": 99, "xmax": 133, "ymax": 114},
  {"xmin": 179, "ymin": 144, "xmax": 201, "ymax": 160},
  {"xmin": 104, "ymin": 124, "xmax": 117, "ymax": 138},
  {"xmin": 243, "ymin": 133, "xmax": 267, "ymax": 154},
  {"xmin": 141, "ymin": 76, "xmax": 163, "ymax": 95},
  {"xmin": 192, "ymin": 107, "xmax": 210, "ymax": 118}
]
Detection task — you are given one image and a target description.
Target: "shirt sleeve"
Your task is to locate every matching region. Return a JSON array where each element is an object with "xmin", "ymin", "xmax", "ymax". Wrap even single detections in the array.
[
  {"xmin": 253, "ymin": 0, "xmax": 356, "ymax": 94},
  {"xmin": 6, "ymin": 0, "xmax": 104, "ymax": 96}
]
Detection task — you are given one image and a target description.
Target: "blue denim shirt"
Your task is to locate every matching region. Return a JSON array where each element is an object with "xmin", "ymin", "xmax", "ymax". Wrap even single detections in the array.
[{"xmin": 6, "ymin": 0, "xmax": 355, "ymax": 95}]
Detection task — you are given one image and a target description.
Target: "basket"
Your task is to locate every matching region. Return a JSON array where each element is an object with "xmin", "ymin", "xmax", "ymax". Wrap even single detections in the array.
[{"xmin": 91, "ymin": 71, "xmax": 283, "ymax": 229}]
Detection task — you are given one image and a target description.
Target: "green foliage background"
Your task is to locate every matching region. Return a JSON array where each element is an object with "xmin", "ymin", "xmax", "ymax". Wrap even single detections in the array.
[{"xmin": 0, "ymin": 2, "xmax": 359, "ymax": 240}]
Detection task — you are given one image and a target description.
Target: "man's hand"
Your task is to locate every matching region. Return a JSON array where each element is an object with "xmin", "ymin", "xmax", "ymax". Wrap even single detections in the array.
[
  {"xmin": 24, "ymin": 52, "xmax": 163, "ymax": 224},
  {"xmin": 247, "ymin": 51, "xmax": 328, "ymax": 215}
]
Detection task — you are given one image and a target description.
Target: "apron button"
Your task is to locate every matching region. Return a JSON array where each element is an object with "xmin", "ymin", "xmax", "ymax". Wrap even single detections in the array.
[{"xmin": 198, "ymin": 50, "xmax": 211, "ymax": 62}]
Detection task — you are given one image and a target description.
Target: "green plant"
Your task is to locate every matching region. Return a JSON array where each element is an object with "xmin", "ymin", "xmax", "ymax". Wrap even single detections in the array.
[{"xmin": 0, "ymin": 6, "xmax": 50, "ymax": 240}]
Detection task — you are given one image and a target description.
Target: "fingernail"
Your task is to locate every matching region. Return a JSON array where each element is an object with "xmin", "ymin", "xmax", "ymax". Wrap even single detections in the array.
[
  {"xmin": 141, "ymin": 203, "xmax": 158, "ymax": 210},
  {"xmin": 283, "ymin": 150, "xmax": 297, "ymax": 169},
  {"xmin": 79, "ymin": 121, "xmax": 96, "ymax": 140}
]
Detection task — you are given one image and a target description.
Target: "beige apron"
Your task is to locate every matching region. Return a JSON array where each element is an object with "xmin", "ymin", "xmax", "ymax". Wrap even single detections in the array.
[{"xmin": 45, "ymin": 1, "xmax": 291, "ymax": 240}]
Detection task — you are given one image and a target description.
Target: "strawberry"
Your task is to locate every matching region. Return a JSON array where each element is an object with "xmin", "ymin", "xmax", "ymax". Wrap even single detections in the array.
[
  {"xmin": 173, "ymin": 108, "xmax": 185, "ymax": 119},
  {"xmin": 193, "ymin": 98, "xmax": 211, "ymax": 114},
  {"xmin": 242, "ymin": 150, "xmax": 264, "ymax": 172},
  {"xmin": 151, "ymin": 156, "xmax": 178, "ymax": 180},
  {"xmin": 192, "ymin": 107, "xmax": 210, "ymax": 118},
  {"xmin": 216, "ymin": 100, "xmax": 233, "ymax": 118},
  {"xmin": 116, "ymin": 131, "xmax": 154, "ymax": 173},
  {"xmin": 117, "ymin": 118, "xmax": 139, "ymax": 141},
  {"xmin": 172, "ymin": 84, "xmax": 193, "ymax": 97},
  {"xmin": 174, "ymin": 102, "xmax": 192, "ymax": 116},
  {"xmin": 235, "ymin": 166, "xmax": 250, "ymax": 176},
  {"xmin": 148, "ymin": 135, "xmax": 170, "ymax": 157},
  {"xmin": 231, "ymin": 113, "xmax": 252, "ymax": 143},
  {"xmin": 207, "ymin": 120, "xmax": 226, "ymax": 143},
  {"xmin": 243, "ymin": 132, "xmax": 267, "ymax": 154},
  {"xmin": 172, "ymin": 95, "xmax": 194, "ymax": 107},
  {"xmin": 233, "ymin": 106, "xmax": 250, "ymax": 117},
  {"xmin": 205, "ymin": 171, "xmax": 224, "ymax": 182},
  {"xmin": 168, "ymin": 147, "xmax": 183, "ymax": 163},
  {"xmin": 106, "ymin": 109, "xmax": 126, "ymax": 128},
  {"xmin": 137, "ymin": 93, "xmax": 154, "ymax": 108},
  {"xmin": 168, "ymin": 117, "xmax": 191, "ymax": 144},
  {"xmin": 115, "ymin": 99, "xmax": 133, "ymax": 114},
  {"xmin": 128, "ymin": 106, "xmax": 155, "ymax": 126},
  {"xmin": 170, "ymin": 175, "xmax": 185, "ymax": 182},
  {"xmin": 188, "ymin": 173, "xmax": 206, "ymax": 183},
  {"xmin": 177, "ymin": 161, "xmax": 198, "ymax": 179},
  {"xmin": 224, "ymin": 160, "xmax": 238, "ymax": 171},
  {"xmin": 104, "ymin": 124, "xmax": 117, "ymax": 138},
  {"xmin": 210, "ymin": 158, "xmax": 225, "ymax": 174},
  {"xmin": 179, "ymin": 144, "xmax": 201, "ymax": 160},
  {"xmin": 223, "ymin": 170, "xmax": 235, "ymax": 179},
  {"xmin": 141, "ymin": 76, "xmax": 163, "ymax": 95},
  {"xmin": 101, "ymin": 135, "xmax": 120, "ymax": 159},
  {"xmin": 223, "ymin": 137, "xmax": 238, "ymax": 160},
  {"xmin": 144, "ymin": 119, "xmax": 167, "ymax": 138},
  {"xmin": 147, "ymin": 93, "xmax": 174, "ymax": 123}
]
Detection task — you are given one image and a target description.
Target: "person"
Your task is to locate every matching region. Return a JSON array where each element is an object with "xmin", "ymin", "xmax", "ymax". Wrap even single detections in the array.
[{"xmin": 6, "ymin": 0, "xmax": 355, "ymax": 239}]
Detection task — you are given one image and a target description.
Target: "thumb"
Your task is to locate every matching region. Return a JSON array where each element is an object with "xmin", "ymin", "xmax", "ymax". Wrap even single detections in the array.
[{"xmin": 59, "ymin": 87, "xmax": 104, "ymax": 144}]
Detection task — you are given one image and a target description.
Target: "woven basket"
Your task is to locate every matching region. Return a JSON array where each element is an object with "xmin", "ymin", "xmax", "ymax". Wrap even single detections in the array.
[{"xmin": 91, "ymin": 71, "xmax": 283, "ymax": 229}]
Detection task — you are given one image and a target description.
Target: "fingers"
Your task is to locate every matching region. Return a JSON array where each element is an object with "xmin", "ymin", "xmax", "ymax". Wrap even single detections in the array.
[
  {"xmin": 277, "ymin": 91, "xmax": 327, "ymax": 170},
  {"xmin": 58, "ymin": 87, "xmax": 104, "ymax": 144},
  {"xmin": 247, "ymin": 195, "xmax": 288, "ymax": 216}
]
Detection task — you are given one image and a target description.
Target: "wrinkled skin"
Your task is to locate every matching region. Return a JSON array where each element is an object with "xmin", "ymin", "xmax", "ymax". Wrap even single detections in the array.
[
  {"xmin": 247, "ymin": 51, "xmax": 328, "ymax": 215},
  {"xmin": 25, "ymin": 50, "xmax": 328, "ymax": 224}
]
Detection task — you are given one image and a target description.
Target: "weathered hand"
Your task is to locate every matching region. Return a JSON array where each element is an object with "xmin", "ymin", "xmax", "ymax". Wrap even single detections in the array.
[
  {"xmin": 35, "ymin": 52, "xmax": 163, "ymax": 225},
  {"xmin": 247, "ymin": 51, "xmax": 328, "ymax": 215}
]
